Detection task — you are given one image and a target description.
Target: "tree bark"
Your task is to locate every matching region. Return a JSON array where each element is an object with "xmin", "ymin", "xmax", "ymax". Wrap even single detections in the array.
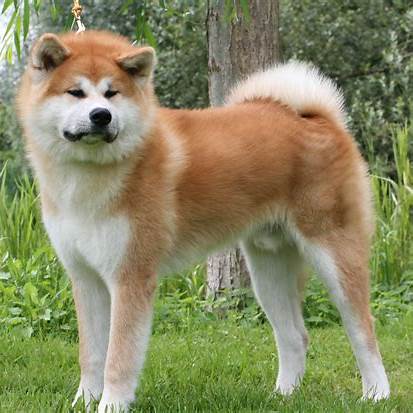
[{"xmin": 206, "ymin": 0, "xmax": 280, "ymax": 298}]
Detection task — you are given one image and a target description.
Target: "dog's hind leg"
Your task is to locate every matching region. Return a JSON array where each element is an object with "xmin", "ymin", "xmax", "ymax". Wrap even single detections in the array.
[
  {"xmin": 241, "ymin": 235, "xmax": 308, "ymax": 395},
  {"xmin": 298, "ymin": 233, "xmax": 390, "ymax": 400}
]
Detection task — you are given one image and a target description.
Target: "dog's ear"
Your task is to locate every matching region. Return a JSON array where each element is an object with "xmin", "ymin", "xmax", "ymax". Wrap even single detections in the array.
[
  {"xmin": 31, "ymin": 33, "xmax": 71, "ymax": 71},
  {"xmin": 116, "ymin": 47, "xmax": 156, "ymax": 86}
]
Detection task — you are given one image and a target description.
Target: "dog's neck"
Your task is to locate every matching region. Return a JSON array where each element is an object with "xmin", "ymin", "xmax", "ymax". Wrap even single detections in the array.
[{"xmin": 30, "ymin": 147, "xmax": 135, "ymax": 219}]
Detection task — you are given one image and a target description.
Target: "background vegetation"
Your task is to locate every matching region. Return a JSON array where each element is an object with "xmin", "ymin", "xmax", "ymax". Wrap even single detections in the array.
[{"xmin": 0, "ymin": 1, "xmax": 412, "ymax": 410}]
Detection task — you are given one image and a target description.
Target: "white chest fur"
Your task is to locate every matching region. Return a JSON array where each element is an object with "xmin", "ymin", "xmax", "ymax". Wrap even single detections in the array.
[
  {"xmin": 44, "ymin": 212, "xmax": 130, "ymax": 284},
  {"xmin": 37, "ymin": 160, "xmax": 133, "ymax": 285}
]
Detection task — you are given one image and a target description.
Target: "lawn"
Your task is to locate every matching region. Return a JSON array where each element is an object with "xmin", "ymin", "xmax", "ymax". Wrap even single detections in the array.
[{"xmin": 1, "ymin": 315, "xmax": 412, "ymax": 412}]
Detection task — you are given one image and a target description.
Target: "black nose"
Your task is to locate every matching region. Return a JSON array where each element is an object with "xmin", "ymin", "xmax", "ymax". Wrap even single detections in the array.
[{"xmin": 89, "ymin": 108, "xmax": 112, "ymax": 126}]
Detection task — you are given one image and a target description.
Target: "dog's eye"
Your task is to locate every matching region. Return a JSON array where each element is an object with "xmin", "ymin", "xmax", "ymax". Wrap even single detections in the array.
[
  {"xmin": 104, "ymin": 90, "xmax": 119, "ymax": 99},
  {"xmin": 67, "ymin": 89, "xmax": 86, "ymax": 98}
]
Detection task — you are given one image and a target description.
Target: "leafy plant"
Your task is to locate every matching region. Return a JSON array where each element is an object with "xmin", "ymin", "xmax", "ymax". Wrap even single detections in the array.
[{"xmin": 0, "ymin": 165, "xmax": 75, "ymax": 337}]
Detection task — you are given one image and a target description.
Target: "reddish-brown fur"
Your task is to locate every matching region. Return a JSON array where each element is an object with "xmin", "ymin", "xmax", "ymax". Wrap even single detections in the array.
[{"xmin": 17, "ymin": 31, "xmax": 386, "ymax": 408}]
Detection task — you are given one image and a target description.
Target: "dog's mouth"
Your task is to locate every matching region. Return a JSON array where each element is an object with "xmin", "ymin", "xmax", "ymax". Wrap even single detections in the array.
[{"xmin": 63, "ymin": 129, "xmax": 118, "ymax": 144}]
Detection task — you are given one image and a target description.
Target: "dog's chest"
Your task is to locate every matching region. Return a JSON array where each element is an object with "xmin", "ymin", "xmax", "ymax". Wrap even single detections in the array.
[
  {"xmin": 39, "ymin": 161, "xmax": 134, "ymax": 280},
  {"xmin": 44, "ymin": 211, "xmax": 131, "ymax": 280}
]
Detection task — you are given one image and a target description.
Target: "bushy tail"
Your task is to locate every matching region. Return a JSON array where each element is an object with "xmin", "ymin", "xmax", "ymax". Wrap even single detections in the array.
[{"xmin": 226, "ymin": 61, "xmax": 347, "ymax": 129}]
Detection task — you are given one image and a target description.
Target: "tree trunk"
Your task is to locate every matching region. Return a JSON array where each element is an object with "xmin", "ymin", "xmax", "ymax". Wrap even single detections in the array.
[{"xmin": 206, "ymin": 0, "xmax": 280, "ymax": 298}]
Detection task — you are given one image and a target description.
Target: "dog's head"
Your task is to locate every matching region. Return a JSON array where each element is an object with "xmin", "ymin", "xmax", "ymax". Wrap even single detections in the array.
[{"xmin": 18, "ymin": 31, "xmax": 157, "ymax": 164}]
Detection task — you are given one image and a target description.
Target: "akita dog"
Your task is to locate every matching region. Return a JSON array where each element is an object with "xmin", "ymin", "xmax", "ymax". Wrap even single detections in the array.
[{"xmin": 17, "ymin": 31, "xmax": 390, "ymax": 411}]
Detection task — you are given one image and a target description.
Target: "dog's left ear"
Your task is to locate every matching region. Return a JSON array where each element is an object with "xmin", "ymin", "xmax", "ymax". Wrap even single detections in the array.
[
  {"xmin": 116, "ymin": 47, "xmax": 156, "ymax": 87},
  {"xmin": 31, "ymin": 33, "xmax": 71, "ymax": 71}
]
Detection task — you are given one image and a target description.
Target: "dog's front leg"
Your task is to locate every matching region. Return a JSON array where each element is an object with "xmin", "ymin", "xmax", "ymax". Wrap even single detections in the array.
[
  {"xmin": 71, "ymin": 268, "xmax": 111, "ymax": 409},
  {"xmin": 98, "ymin": 270, "xmax": 157, "ymax": 413}
]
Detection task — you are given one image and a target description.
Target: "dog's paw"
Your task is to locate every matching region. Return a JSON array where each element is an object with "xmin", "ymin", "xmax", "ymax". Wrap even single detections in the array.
[
  {"xmin": 362, "ymin": 386, "xmax": 390, "ymax": 402},
  {"xmin": 275, "ymin": 383, "xmax": 296, "ymax": 397},
  {"xmin": 362, "ymin": 375, "xmax": 390, "ymax": 402},
  {"xmin": 275, "ymin": 376, "xmax": 302, "ymax": 397},
  {"xmin": 97, "ymin": 394, "xmax": 130, "ymax": 413},
  {"xmin": 72, "ymin": 390, "xmax": 89, "ymax": 410},
  {"xmin": 72, "ymin": 383, "xmax": 101, "ymax": 411}
]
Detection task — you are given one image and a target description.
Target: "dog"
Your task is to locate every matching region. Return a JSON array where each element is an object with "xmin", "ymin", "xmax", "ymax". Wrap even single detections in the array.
[{"xmin": 17, "ymin": 31, "xmax": 390, "ymax": 412}]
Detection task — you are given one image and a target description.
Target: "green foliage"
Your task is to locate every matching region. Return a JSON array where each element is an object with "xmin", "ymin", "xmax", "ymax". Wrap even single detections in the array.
[
  {"xmin": 0, "ymin": 166, "xmax": 75, "ymax": 337},
  {"xmin": 1, "ymin": 0, "xmax": 167, "ymax": 61},
  {"xmin": 371, "ymin": 126, "xmax": 413, "ymax": 286},
  {"xmin": 0, "ymin": 102, "xmax": 27, "ymax": 191},
  {"xmin": 223, "ymin": 0, "xmax": 251, "ymax": 23},
  {"xmin": 1, "ymin": 0, "xmax": 41, "ymax": 62},
  {"xmin": 147, "ymin": 1, "xmax": 208, "ymax": 108}
]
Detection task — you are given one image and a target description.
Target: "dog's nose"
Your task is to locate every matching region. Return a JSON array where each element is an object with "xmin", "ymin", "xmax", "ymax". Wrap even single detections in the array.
[{"xmin": 89, "ymin": 108, "xmax": 112, "ymax": 126}]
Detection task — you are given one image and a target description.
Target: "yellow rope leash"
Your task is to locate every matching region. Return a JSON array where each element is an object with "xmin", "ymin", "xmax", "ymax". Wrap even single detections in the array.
[{"xmin": 71, "ymin": 0, "xmax": 86, "ymax": 33}]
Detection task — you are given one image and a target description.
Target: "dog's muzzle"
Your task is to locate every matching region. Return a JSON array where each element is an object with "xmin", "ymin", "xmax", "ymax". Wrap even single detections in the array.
[{"xmin": 63, "ymin": 107, "xmax": 117, "ymax": 144}]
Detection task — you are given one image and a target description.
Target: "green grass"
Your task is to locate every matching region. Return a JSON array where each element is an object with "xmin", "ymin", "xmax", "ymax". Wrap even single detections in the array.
[{"xmin": 1, "ymin": 315, "xmax": 412, "ymax": 412}]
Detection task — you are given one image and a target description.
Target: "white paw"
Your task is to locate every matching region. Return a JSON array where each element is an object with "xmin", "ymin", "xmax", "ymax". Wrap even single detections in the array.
[
  {"xmin": 362, "ymin": 372, "xmax": 390, "ymax": 402},
  {"xmin": 275, "ymin": 372, "xmax": 303, "ymax": 396},
  {"xmin": 72, "ymin": 382, "xmax": 102, "ymax": 410},
  {"xmin": 275, "ymin": 380, "xmax": 299, "ymax": 396},
  {"xmin": 98, "ymin": 394, "xmax": 130, "ymax": 413},
  {"xmin": 362, "ymin": 385, "xmax": 390, "ymax": 402}
]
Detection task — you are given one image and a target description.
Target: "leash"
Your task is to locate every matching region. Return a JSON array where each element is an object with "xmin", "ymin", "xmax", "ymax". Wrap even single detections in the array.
[{"xmin": 71, "ymin": 0, "xmax": 86, "ymax": 33}]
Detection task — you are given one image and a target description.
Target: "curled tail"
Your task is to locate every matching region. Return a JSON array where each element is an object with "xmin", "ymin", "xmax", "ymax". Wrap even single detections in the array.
[{"xmin": 226, "ymin": 61, "xmax": 347, "ymax": 129}]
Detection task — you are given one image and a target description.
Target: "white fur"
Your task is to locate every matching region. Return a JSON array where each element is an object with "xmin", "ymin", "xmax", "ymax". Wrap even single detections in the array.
[
  {"xmin": 25, "ymin": 76, "xmax": 154, "ymax": 164},
  {"xmin": 45, "ymin": 208, "xmax": 130, "ymax": 410},
  {"xmin": 242, "ymin": 230, "xmax": 308, "ymax": 395},
  {"xmin": 98, "ymin": 393, "xmax": 129, "ymax": 413},
  {"xmin": 39, "ymin": 148, "xmax": 132, "ymax": 410},
  {"xmin": 72, "ymin": 269, "xmax": 111, "ymax": 408},
  {"xmin": 227, "ymin": 61, "xmax": 347, "ymax": 128},
  {"xmin": 242, "ymin": 227, "xmax": 389, "ymax": 401},
  {"xmin": 45, "ymin": 213, "xmax": 130, "ymax": 284},
  {"xmin": 297, "ymin": 240, "xmax": 390, "ymax": 400}
]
